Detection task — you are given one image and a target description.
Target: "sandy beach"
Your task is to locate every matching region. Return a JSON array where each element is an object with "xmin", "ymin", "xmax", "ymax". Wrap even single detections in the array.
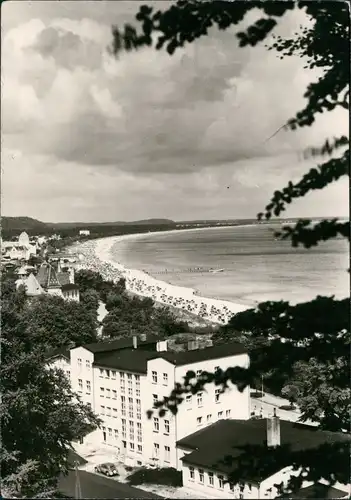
[{"xmin": 72, "ymin": 229, "xmax": 251, "ymax": 324}]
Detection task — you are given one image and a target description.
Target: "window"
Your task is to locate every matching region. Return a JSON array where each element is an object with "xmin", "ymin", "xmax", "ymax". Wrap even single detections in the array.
[
  {"xmin": 189, "ymin": 467, "xmax": 195, "ymax": 480},
  {"xmin": 208, "ymin": 472, "xmax": 214, "ymax": 486},
  {"xmin": 136, "ymin": 398, "xmax": 141, "ymax": 408},
  {"xmin": 122, "ymin": 419, "xmax": 126, "ymax": 439},
  {"xmin": 130, "ymin": 442, "xmax": 135, "ymax": 450},
  {"xmin": 137, "ymin": 445, "xmax": 142, "ymax": 453},
  {"xmin": 87, "ymin": 402, "xmax": 91, "ymax": 407},
  {"xmin": 196, "ymin": 369, "xmax": 202, "ymax": 377},
  {"xmin": 99, "ymin": 368, "xmax": 104, "ymax": 378},
  {"xmin": 128, "ymin": 397, "xmax": 133, "ymax": 405},
  {"xmin": 100, "ymin": 387, "xmax": 104, "ymax": 397},
  {"xmin": 78, "ymin": 358, "xmax": 82, "ymax": 367},
  {"xmin": 105, "ymin": 370, "xmax": 110, "ymax": 378},
  {"xmin": 137, "ymin": 411, "xmax": 141, "ymax": 420},
  {"xmin": 229, "ymin": 483, "xmax": 235, "ymax": 492},
  {"xmin": 164, "ymin": 420, "xmax": 170, "ymax": 435},
  {"xmin": 135, "ymin": 375, "xmax": 140, "ymax": 385},
  {"xmin": 218, "ymin": 475, "xmax": 224, "ymax": 489},
  {"xmin": 111, "ymin": 370, "xmax": 116, "ymax": 379},
  {"xmin": 218, "ymin": 411, "xmax": 223, "ymax": 419},
  {"xmin": 129, "ymin": 408, "xmax": 134, "ymax": 418},
  {"xmin": 106, "ymin": 388, "xmax": 111, "ymax": 399},
  {"xmin": 86, "ymin": 360, "xmax": 90, "ymax": 369},
  {"xmin": 186, "ymin": 395, "xmax": 192, "ymax": 407},
  {"xmin": 197, "ymin": 392, "xmax": 203, "ymax": 406},
  {"xmin": 207, "ymin": 414, "xmax": 212, "ymax": 422},
  {"xmin": 112, "ymin": 390, "xmax": 117, "ymax": 399},
  {"xmin": 153, "ymin": 394, "xmax": 158, "ymax": 405},
  {"xmin": 108, "ymin": 428, "xmax": 112, "ymax": 437},
  {"xmin": 128, "ymin": 387, "xmax": 133, "ymax": 396},
  {"xmin": 78, "ymin": 379, "xmax": 83, "ymax": 391},
  {"xmin": 120, "ymin": 372, "xmax": 125, "ymax": 379},
  {"xmin": 127, "ymin": 373, "xmax": 132, "ymax": 381},
  {"xmin": 86, "ymin": 380, "xmax": 91, "ymax": 393},
  {"xmin": 136, "ymin": 388, "xmax": 141, "ymax": 397},
  {"xmin": 129, "ymin": 430, "xmax": 134, "ymax": 441},
  {"xmin": 199, "ymin": 469, "xmax": 204, "ymax": 483},
  {"xmin": 153, "ymin": 417, "xmax": 159, "ymax": 432},
  {"xmin": 152, "ymin": 371, "xmax": 157, "ymax": 384},
  {"xmin": 113, "ymin": 408, "xmax": 117, "ymax": 418},
  {"xmin": 153, "ymin": 443, "xmax": 159, "ymax": 458},
  {"xmin": 101, "ymin": 405, "xmax": 105, "ymax": 415},
  {"xmin": 137, "ymin": 422, "xmax": 142, "ymax": 442},
  {"xmin": 226, "ymin": 409, "xmax": 231, "ymax": 418},
  {"xmin": 197, "ymin": 416, "xmax": 202, "ymax": 426},
  {"xmin": 106, "ymin": 407, "xmax": 111, "ymax": 417},
  {"xmin": 215, "ymin": 389, "xmax": 221, "ymax": 403},
  {"xmin": 164, "ymin": 445, "xmax": 170, "ymax": 462},
  {"xmin": 114, "ymin": 429, "xmax": 118, "ymax": 439},
  {"xmin": 163, "ymin": 373, "xmax": 168, "ymax": 385}
]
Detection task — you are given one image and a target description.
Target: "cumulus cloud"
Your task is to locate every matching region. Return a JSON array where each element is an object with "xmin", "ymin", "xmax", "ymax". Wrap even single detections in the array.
[{"xmin": 1, "ymin": 1, "xmax": 348, "ymax": 221}]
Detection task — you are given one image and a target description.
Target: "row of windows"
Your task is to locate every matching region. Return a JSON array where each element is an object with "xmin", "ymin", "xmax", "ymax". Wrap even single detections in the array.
[
  {"xmin": 153, "ymin": 443, "xmax": 170, "ymax": 462},
  {"xmin": 196, "ymin": 409, "xmax": 231, "ymax": 425},
  {"xmin": 185, "ymin": 388, "xmax": 223, "ymax": 407},
  {"xmin": 151, "ymin": 371, "xmax": 168, "ymax": 385},
  {"xmin": 77, "ymin": 358, "xmax": 90, "ymax": 369},
  {"xmin": 78, "ymin": 379, "xmax": 91, "ymax": 393},
  {"xmin": 99, "ymin": 370, "xmax": 140, "ymax": 385},
  {"xmin": 100, "ymin": 385, "xmax": 141, "ymax": 397},
  {"xmin": 102, "ymin": 405, "xmax": 142, "ymax": 420},
  {"xmin": 153, "ymin": 417, "xmax": 170, "ymax": 434},
  {"xmin": 188, "ymin": 467, "xmax": 249, "ymax": 495}
]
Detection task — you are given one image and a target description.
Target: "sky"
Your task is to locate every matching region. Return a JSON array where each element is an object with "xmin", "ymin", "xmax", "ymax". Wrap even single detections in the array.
[{"xmin": 2, "ymin": 1, "xmax": 349, "ymax": 223}]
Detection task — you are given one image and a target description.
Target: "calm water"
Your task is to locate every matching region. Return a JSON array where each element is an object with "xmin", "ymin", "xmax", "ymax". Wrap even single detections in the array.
[{"xmin": 110, "ymin": 225, "xmax": 349, "ymax": 306}]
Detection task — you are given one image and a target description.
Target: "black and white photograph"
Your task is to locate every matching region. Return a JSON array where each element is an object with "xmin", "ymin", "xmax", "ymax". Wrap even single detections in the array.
[{"xmin": 1, "ymin": 1, "xmax": 350, "ymax": 498}]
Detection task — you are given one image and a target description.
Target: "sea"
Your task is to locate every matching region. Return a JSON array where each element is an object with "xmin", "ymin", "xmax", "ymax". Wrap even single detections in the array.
[{"xmin": 110, "ymin": 224, "xmax": 349, "ymax": 307}]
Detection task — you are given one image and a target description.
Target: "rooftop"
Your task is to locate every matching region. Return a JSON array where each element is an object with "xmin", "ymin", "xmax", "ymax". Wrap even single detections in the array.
[
  {"xmin": 177, "ymin": 419, "xmax": 350, "ymax": 481},
  {"xmin": 93, "ymin": 341, "xmax": 247, "ymax": 373},
  {"xmin": 83, "ymin": 335, "xmax": 163, "ymax": 354}
]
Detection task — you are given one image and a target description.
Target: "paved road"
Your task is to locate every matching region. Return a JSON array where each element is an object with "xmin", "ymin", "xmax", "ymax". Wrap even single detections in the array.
[{"xmin": 58, "ymin": 470, "xmax": 164, "ymax": 499}]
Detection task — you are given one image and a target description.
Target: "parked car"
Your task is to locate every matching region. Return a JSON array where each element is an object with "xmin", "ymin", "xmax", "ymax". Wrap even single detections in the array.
[{"xmin": 94, "ymin": 462, "xmax": 119, "ymax": 477}]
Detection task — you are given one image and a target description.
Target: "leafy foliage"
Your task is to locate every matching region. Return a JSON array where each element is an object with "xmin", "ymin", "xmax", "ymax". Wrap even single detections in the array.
[
  {"xmin": 111, "ymin": 1, "xmax": 350, "ymax": 493},
  {"xmin": 1, "ymin": 273, "xmax": 100, "ymax": 497}
]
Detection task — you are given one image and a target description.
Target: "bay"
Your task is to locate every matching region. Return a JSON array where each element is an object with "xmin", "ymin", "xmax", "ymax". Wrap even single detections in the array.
[{"xmin": 110, "ymin": 224, "xmax": 349, "ymax": 306}]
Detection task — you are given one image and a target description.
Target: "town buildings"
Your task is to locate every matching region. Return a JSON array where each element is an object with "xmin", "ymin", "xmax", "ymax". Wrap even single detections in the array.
[
  {"xmin": 1, "ymin": 231, "xmax": 38, "ymax": 262},
  {"xmin": 79, "ymin": 229, "xmax": 91, "ymax": 236},
  {"xmin": 16, "ymin": 262, "xmax": 80, "ymax": 301},
  {"xmin": 47, "ymin": 336, "xmax": 350, "ymax": 499}
]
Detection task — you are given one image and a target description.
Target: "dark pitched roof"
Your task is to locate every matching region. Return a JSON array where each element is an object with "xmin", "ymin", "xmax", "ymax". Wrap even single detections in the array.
[
  {"xmin": 177, "ymin": 419, "xmax": 350, "ymax": 481},
  {"xmin": 94, "ymin": 349, "xmax": 156, "ymax": 374},
  {"xmin": 46, "ymin": 347, "xmax": 71, "ymax": 361},
  {"xmin": 82, "ymin": 335, "xmax": 162, "ymax": 354},
  {"xmin": 37, "ymin": 263, "xmax": 62, "ymax": 289},
  {"xmin": 278, "ymin": 483, "xmax": 348, "ymax": 499},
  {"xmin": 93, "ymin": 342, "xmax": 247, "ymax": 373},
  {"xmin": 160, "ymin": 342, "xmax": 247, "ymax": 366}
]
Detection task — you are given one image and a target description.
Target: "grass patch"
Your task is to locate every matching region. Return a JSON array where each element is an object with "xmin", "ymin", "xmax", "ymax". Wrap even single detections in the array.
[{"xmin": 127, "ymin": 467, "xmax": 182, "ymax": 487}]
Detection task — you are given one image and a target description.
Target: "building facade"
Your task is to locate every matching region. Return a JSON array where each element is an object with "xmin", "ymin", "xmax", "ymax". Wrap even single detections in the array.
[{"xmin": 48, "ymin": 338, "xmax": 250, "ymax": 469}]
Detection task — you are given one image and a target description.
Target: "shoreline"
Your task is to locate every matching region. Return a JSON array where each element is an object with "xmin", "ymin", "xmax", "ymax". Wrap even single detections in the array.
[{"xmin": 72, "ymin": 226, "xmax": 254, "ymax": 324}]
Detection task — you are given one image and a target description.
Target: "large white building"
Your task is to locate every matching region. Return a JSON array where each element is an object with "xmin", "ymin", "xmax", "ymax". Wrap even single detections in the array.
[
  {"xmin": 47, "ymin": 336, "xmax": 250, "ymax": 469},
  {"xmin": 47, "ymin": 336, "xmax": 350, "ymax": 499}
]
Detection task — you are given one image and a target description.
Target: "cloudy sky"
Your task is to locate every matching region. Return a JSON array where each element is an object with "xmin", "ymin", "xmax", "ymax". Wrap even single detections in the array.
[{"xmin": 2, "ymin": 1, "xmax": 348, "ymax": 222}]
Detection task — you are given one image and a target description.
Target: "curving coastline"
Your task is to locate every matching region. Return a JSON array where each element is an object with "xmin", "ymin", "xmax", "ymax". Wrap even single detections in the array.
[{"xmin": 71, "ymin": 229, "xmax": 251, "ymax": 324}]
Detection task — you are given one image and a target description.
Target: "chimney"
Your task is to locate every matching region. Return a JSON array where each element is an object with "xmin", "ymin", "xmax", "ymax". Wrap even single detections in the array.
[
  {"xmin": 156, "ymin": 340, "xmax": 168, "ymax": 352},
  {"xmin": 187, "ymin": 340, "xmax": 199, "ymax": 351},
  {"xmin": 133, "ymin": 335, "xmax": 138, "ymax": 349},
  {"xmin": 267, "ymin": 408, "xmax": 280, "ymax": 447}
]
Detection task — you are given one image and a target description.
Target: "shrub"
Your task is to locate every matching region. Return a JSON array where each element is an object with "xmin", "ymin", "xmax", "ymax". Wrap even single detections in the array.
[{"xmin": 127, "ymin": 467, "xmax": 182, "ymax": 487}]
